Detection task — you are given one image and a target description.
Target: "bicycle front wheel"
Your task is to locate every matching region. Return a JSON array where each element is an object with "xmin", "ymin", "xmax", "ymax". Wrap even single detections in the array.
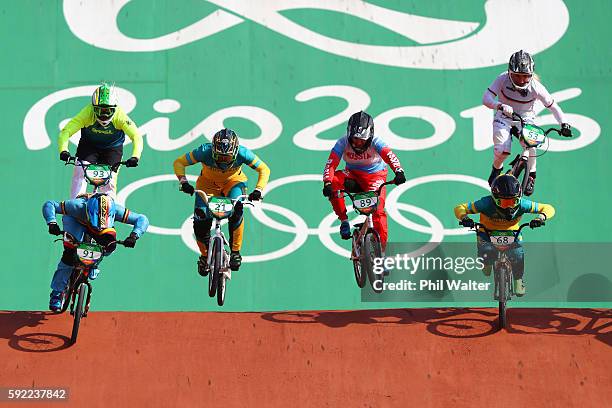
[
  {"xmin": 352, "ymin": 230, "xmax": 367, "ymax": 288},
  {"xmin": 208, "ymin": 238, "xmax": 221, "ymax": 298},
  {"xmin": 217, "ymin": 250, "xmax": 227, "ymax": 306},
  {"xmin": 70, "ymin": 283, "xmax": 87, "ymax": 344},
  {"xmin": 363, "ymin": 231, "xmax": 383, "ymax": 293},
  {"xmin": 496, "ymin": 266, "xmax": 508, "ymax": 330}
]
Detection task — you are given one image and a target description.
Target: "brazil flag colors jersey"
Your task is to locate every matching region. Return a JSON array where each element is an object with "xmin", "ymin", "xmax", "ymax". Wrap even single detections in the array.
[
  {"xmin": 58, "ymin": 105, "xmax": 143, "ymax": 158},
  {"xmin": 174, "ymin": 144, "xmax": 270, "ymax": 191},
  {"xmin": 454, "ymin": 196, "xmax": 555, "ymax": 231}
]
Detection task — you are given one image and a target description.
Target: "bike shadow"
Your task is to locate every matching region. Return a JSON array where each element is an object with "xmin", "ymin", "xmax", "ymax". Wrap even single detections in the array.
[
  {"xmin": 0, "ymin": 311, "xmax": 71, "ymax": 352},
  {"xmin": 260, "ymin": 308, "xmax": 501, "ymax": 338},
  {"xmin": 260, "ymin": 307, "xmax": 611, "ymax": 342},
  {"xmin": 506, "ymin": 308, "xmax": 611, "ymax": 346}
]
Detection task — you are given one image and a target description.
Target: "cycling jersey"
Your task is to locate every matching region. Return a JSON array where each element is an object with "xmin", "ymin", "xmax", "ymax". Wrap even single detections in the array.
[
  {"xmin": 58, "ymin": 105, "xmax": 143, "ymax": 158},
  {"xmin": 174, "ymin": 144, "xmax": 270, "ymax": 191},
  {"xmin": 323, "ymin": 134, "xmax": 402, "ymax": 182},
  {"xmin": 454, "ymin": 196, "xmax": 555, "ymax": 231}
]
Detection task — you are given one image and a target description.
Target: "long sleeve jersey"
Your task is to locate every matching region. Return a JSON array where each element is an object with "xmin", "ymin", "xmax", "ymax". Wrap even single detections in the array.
[
  {"xmin": 323, "ymin": 134, "xmax": 403, "ymax": 183},
  {"xmin": 58, "ymin": 105, "xmax": 143, "ymax": 158},
  {"xmin": 173, "ymin": 144, "xmax": 271, "ymax": 191},
  {"xmin": 482, "ymin": 72, "xmax": 566, "ymax": 124},
  {"xmin": 454, "ymin": 196, "xmax": 555, "ymax": 231},
  {"xmin": 42, "ymin": 197, "xmax": 149, "ymax": 238}
]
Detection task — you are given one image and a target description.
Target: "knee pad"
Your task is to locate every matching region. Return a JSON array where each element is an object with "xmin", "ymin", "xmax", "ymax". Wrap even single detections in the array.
[
  {"xmin": 193, "ymin": 218, "xmax": 212, "ymax": 244},
  {"xmin": 61, "ymin": 248, "xmax": 77, "ymax": 266}
]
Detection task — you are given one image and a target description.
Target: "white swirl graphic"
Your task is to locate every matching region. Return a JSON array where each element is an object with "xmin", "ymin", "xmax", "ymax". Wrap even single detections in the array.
[
  {"xmin": 63, "ymin": 0, "xmax": 569, "ymax": 69},
  {"xmin": 116, "ymin": 173, "xmax": 490, "ymax": 262}
]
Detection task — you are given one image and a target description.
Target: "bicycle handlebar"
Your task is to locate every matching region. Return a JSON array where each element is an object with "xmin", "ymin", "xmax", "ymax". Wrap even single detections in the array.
[
  {"xmin": 462, "ymin": 222, "xmax": 536, "ymax": 240},
  {"xmin": 510, "ymin": 112, "xmax": 567, "ymax": 137},
  {"xmin": 335, "ymin": 180, "xmax": 396, "ymax": 201},
  {"xmin": 64, "ymin": 156, "xmax": 127, "ymax": 172},
  {"xmin": 193, "ymin": 190, "xmax": 256, "ymax": 207},
  {"xmin": 55, "ymin": 231, "xmax": 126, "ymax": 248}
]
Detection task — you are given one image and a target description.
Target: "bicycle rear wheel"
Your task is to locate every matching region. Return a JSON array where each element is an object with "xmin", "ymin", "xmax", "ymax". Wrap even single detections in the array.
[
  {"xmin": 352, "ymin": 230, "xmax": 366, "ymax": 288},
  {"xmin": 208, "ymin": 238, "xmax": 221, "ymax": 298},
  {"xmin": 496, "ymin": 266, "xmax": 508, "ymax": 330},
  {"xmin": 70, "ymin": 283, "xmax": 87, "ymax": 344},
  {"xmin": 363, "ymin": 231, "xmax": 383, "ymax": 293}
]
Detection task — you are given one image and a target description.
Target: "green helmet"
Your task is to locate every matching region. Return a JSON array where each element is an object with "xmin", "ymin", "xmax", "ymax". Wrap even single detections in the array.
[{"xmin": 91, "ymin": 83, "xmax": 118, "ymax": 126}]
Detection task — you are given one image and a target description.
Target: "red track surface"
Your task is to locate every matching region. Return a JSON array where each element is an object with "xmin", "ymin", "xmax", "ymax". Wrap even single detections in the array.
[{"xmin": 1, "ymin": 308, "xmax": 610, "ymax": 407}]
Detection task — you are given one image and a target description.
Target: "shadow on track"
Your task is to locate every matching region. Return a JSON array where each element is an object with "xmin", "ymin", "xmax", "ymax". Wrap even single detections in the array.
[
  {"xmin": 261, "ymin": 308, "xmax": 499, "ymax": 338},
  {"xmin": 261, "ymin": 308, "xmax": 612, "ymax": 342},
  {"xmin": 0, "ymin": 311, "xmax": 71, "ymax": 352},
  {"xmin": 507, "ymin": 308, "xmax": 611, "ymax": 346}
]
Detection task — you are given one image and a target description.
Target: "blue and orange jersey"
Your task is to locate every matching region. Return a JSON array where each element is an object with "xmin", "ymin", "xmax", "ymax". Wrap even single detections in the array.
[
  {"xmin": 454, "ymin": 196, "xmax": 555, "ymax": 231},
  {"xmin": 173, "ymin": 144, "xmax": 270, "ymax": 191},
  {"xmin": 42, "ymin": 197, "xmax": 149, "ymax": 238},
  {"xmin": 58, "ymin": 105, "xmax": 143, "ymax": 158},
  {"xmin": 323, "ymin": 134, "xmax": 403, "ymax": 183}
]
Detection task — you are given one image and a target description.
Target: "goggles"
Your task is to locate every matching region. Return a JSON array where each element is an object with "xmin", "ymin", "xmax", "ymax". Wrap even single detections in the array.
[
  {"xmin": 494, "ymin": 197, "xmax": 520, "ymax": 209},
  {"xmin": 94, "ymin": 105, "xmax": 116, "ymax": 119},
  {"xmin": 213, "ymin": 153, "xmax": 234, "ymax": 163}
]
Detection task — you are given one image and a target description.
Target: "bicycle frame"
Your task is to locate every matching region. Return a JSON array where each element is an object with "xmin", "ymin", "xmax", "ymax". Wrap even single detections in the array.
[
  {"xmin": 508, "ymin": 113, "xmax": 563, "ymax": 191},
  {"xmin": 467, "ymin": 221, "xmax": 533, "ymax": 329}
]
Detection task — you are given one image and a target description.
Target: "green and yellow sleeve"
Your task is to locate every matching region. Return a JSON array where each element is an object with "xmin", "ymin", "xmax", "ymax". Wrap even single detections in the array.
[
  {"xmin": 114, "ymin": 108, "xmax": 143, "ymax": 159},
  {"xmin": 57, "ymin": 105, "xmax": 94, "ymax": 153}
]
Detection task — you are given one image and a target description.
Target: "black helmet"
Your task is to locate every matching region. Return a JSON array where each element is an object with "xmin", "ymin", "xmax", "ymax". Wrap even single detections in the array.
[
  {"xmin": 212, "ymin": 128, "xmax": 239, "ymax": 167},
  {"xmin": 347, "ymin": 111, "xmax": 374, "ymax": 154},
  {"xmin": 508, "ymin": 50, "xmax": 534, "ymax": 90},
  {"xmin": 491, "ymin": 174, "xmax": 522, "ymax": 219}
]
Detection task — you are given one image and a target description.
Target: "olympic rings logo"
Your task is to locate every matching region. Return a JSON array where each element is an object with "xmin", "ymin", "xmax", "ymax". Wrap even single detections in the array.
[
  {"xmin": 116, "ymin": 173, "xmax": 489, "ymax": 263},
  {"xmin": 63, "ymin": 0, "xmax": 569, "ymax": 69}
]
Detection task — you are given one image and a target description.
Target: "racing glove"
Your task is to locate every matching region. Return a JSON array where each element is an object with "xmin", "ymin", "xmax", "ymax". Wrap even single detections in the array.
[
  {"xmin": 248, "ymin": 189, "xmax": 262, "ymax": 201},
  {"xmin": 498, "ymin": 103, "xmax": 514, "ymax": 118},
  {"xmin": 460, "ymin": 217, "xmax": 475, "ymax": 229},
  {"xmin": 59, "ymin": 151, "xmax": 71, "ymax": 162},
  {"xmin": 125, "ymin": 157, "xmax": 139, "ymax": 167},
  {"xmin": 529, "ymin": 218, "xmax": 545, "ymax": 228},
  {"xmin": 180, "ymin": 182, "xmax": 194, "ymax": 195},
  {"xmin": 322, "ymin": 183, "xmax": 333, "ymax": 198},
  {"xmin": 560, "ymin": 123, "xmax": 572, "ymax": 137},
  {"xmin": 393, "ymin": 171, "xmax": 406, "ymax": 185},
  {"xmin": 48, "ymin": 222, "xmax": 62, "ymax": 236},
  {"xmin": 123, "ymin": 232, "xmax": 139, "ymax": 248}
]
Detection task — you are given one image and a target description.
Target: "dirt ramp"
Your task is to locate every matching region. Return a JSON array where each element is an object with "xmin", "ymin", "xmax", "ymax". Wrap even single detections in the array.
[{"xmin": 0, "ymin": 309, "xmax": 610, "ymax": 407}]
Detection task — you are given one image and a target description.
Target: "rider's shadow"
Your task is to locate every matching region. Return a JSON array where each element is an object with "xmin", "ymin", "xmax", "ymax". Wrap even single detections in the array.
[
  {"xmin": 0, "ymin": 311, "xmax": 71, "ymax": 352},
  {"xmin": 506, "ymin": 308, "xmax": 612, "ymax": 346}
]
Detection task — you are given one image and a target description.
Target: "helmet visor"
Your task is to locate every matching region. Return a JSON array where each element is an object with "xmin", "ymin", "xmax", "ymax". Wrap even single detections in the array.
[
  {"xmin": 351, "ymin": 127, "xmax": 370, "ymax": 140},
  {"xmin": 94, "ymin": 105, "xmax": 116, "ymax": 121},
  {"xmin": 495, "ymin": 197, "xmax": 520, "ymax": 209}
]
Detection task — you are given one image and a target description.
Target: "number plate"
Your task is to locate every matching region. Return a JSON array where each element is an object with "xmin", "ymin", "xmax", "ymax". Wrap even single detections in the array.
[
  {"xmin": 208, "ymin": 196, "xmax": 234, "ymax": 218},
  {"xmin": 353, "ymin": 192, "xmax": 378, "ymax": 211},
  {"xmin": 521, "ymin": 124, "xmax": 546, "ymax": 147},
  {"xmin": 76, "ymin": 243, "xmax": 103, "ymax": 264},
  {"xmin": 490, "ymin": 231, "xmax": 516, "ymax": 246},
  {"xmin": 85, "ymin": 164, "xmax": 112, "ymax": 186}
]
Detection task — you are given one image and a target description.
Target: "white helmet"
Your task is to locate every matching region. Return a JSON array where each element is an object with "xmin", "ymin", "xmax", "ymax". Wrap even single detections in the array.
[{"xmin": 508, "ymin": 50, "xmax": 534, "ymax": 90}]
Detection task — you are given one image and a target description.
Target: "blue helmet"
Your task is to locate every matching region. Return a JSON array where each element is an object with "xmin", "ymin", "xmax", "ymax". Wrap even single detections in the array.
[{"xmin": 85, "ymin": 193, "xmax": 117, "ymax": 232}]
